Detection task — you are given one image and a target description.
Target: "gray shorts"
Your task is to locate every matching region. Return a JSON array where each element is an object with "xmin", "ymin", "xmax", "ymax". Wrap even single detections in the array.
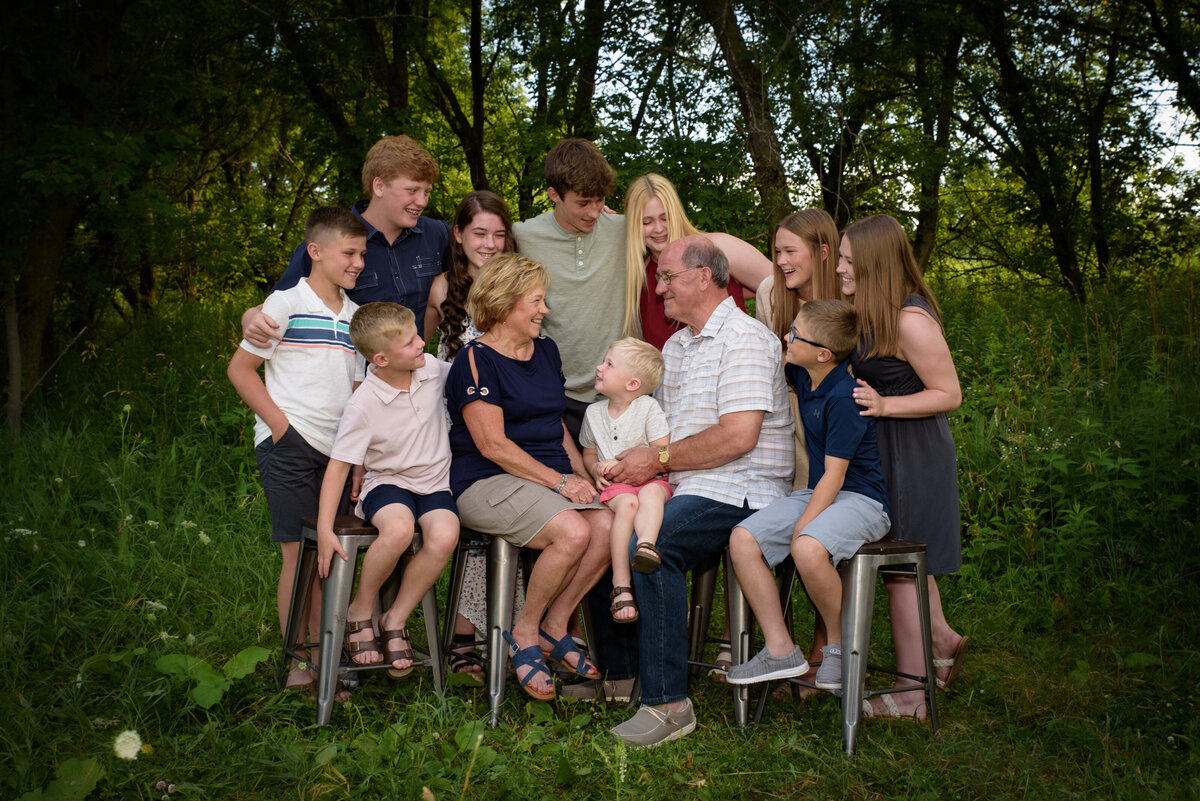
[
  {"xmin": 738, "ymin": 489, "xmax": 890, "ymax": 567},
  {"xmin": 455, "ymin": 473, "xmax": 604, "ymax": 547}
]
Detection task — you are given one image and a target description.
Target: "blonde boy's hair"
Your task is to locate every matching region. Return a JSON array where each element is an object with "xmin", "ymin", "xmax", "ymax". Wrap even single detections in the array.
[
  {"xmin": 350, "ymin": 302, "xmax": 416, "ymax": 361},
  {"xmin": 797, "ymin": 300, "xmax": 858, "ymax": 362},
  {"xmin": 609, "ymin": 337, "xmax": 665, "ymax": 394},
  {"xmin": 467, "ymin": 254, "xmax": 550, "ymax": 332},
  {"xmin": 361, "ymin": 135, "xmax": 439, "ymax": 195}
]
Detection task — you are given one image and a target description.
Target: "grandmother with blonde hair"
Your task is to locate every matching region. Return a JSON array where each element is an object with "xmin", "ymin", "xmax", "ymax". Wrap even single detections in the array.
[
  {"xmin": 622, "ymin": 173, "xmax": 772, "ymax": 349},
  {"xmin": 445, "ymin": 253, "xmax": 614, "ymax": 702}
]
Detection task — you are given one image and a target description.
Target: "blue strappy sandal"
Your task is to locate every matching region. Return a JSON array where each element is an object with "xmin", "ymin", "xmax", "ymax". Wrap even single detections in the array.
[
  {"xmin": 503, "ymin": 631, "xmax": 556, "ymax": 701},
  {"xmin": 539, "ymin": 627, "xmax": 600, "ymax": 678}
]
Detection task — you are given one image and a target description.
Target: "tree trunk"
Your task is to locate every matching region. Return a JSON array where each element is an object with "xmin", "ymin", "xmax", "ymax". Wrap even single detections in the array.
[
  {"xmin": 567, "ymin": 0, "xmax": 606, "ymax": 138},
  {"xmin": 912, "ymin": 22, "xmax": 963, "ymax": 269},
  {"xmin": 702, "ymin": 0, "xmax": 790, "ymax": 226},
  {"xmin": 17, "ymin": 199, "xmax": 79, "ymax": 402}
]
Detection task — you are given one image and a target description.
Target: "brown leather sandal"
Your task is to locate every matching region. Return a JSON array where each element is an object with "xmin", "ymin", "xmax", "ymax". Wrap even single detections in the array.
[
  {"xmin": 380, "ymin": 627, "xmax": 416, "ymax": 679},
  {"xmin": 610, "ymin": 585, "xmax": 639, "ymax": 623},
  {"xmin": 344, "ymin": 618, "xmax": 382, "ymax": 665},
  {"xmin": 631, "ymin": 541, "xmax": 662, "ymax": 573}
]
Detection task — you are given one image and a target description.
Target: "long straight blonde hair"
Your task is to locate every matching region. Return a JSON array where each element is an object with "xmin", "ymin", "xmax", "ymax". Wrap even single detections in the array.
[
  {"xmin": 622, "ymin": 174, "xmax": 703, "ymax": 337},
  {"xmin": 766, "ymin": 208, "xmax": 840, "ymax": 346},
  {"xmin": 841, "ymin": 214, "xmax": 942, "ymax": 358}
]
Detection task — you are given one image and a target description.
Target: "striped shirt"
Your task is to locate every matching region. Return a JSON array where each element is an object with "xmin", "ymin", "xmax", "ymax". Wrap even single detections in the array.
[
  {"xmin": 239, "ymin": 278, "xmax": 365, "ymax": 455},
  {"xmin": 658, "ymin": 297, "xmax": 794, "ymax": 508}
]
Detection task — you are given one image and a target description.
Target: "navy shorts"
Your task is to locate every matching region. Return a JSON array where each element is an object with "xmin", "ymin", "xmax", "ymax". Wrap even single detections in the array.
[
  {"xmin": 361, "ymin": 484, "xmax": 457, "ymax": 524},
  {"xmin": 254, "ymin": 426, "xmax": 348, "ymax": 543}
]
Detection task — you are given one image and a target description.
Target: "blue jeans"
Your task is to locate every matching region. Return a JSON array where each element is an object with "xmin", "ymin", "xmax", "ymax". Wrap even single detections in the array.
[{"xmin": 631, "ymin": 494, "xmax": 754, "ymax": 705}]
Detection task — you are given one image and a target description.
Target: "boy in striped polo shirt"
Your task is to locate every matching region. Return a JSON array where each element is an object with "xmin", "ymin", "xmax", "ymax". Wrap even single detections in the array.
[{"xmin": 227, "ymin": 207, "xmax": 368, "ymax": 693}]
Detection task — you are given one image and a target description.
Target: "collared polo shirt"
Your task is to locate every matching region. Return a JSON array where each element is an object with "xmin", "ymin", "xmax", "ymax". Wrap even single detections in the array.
[
  {"xmin": 330, "ymin": 359, "xmax": 453, "ymax": 506},
  {"xmin": 787, "ymin": 360, "xmax": 889, "ymax": 512},
  {"xmin": 274, "ymin": 199, "xmax": 449, "ymax": 336},
  {"xmin": 239, "ymin": 278, "xmax": 364, "ymax": 455},
  {"xmin": 658, "ymin": 297, "xmax": 793, "ymax": 509}
]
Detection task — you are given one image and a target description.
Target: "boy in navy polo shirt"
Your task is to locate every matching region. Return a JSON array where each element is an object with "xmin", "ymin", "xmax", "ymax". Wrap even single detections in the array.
[
  {"xmin": 241, "ymin": 135, "xmax": 450, "ymax": 348},
  {"xmin": 725, "ymin": 300, "xmax": 891, "ymax": 690}
]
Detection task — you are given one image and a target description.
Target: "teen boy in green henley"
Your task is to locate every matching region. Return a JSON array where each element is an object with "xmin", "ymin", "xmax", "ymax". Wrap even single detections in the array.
[{"xmin": 512, "ymin": 138, "xmax": 629, "ymax": 440}]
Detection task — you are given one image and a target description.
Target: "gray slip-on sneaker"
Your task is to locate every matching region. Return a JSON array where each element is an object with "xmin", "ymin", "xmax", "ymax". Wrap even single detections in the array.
[
  {"xmin": 610, "ymin": 699, "xmax": 696, "ymax": 747},
  {"xmin": 559, "ymin": 677, "xmax": 637, "ymax": 703},
  {"xmin": 726, "ymin": 645, "xmax": 809, "ymax": 685},
  {"xmin": 814, "ymin": 643, "xmax": 843, "ymax": 690}
]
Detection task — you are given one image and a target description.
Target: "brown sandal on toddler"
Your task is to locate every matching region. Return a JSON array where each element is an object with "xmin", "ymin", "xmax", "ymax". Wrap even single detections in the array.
[
  {"xmin": 632, "ymin": 541, "xmax": 661, "ymax": 573},
  {"xmin": 610, "ymin": 585, "xmax": 639, "ymax": 622}
]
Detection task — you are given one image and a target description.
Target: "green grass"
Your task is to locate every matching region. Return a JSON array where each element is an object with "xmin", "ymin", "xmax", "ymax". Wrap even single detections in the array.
[{"xmin": 2, "ymin": 281, "xmax": 1198, "ymax": 799}]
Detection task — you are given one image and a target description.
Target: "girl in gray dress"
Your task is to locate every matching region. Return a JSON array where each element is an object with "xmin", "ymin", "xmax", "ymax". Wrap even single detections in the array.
[{"xmin": 839, "ymin": 214, "xmax": 969, "ymax": 718}]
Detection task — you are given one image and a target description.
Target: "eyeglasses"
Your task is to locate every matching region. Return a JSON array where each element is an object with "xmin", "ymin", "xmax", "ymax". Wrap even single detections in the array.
[
  {"xmin": 654, "ymin": 265, "xmax": 701, "ymax": 285},
  {"xmin": 789, "ymin": 325, "xmax": 837, "ymax": 355}
]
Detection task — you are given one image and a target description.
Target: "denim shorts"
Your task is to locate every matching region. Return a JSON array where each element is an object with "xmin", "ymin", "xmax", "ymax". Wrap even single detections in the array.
[{"xmin": 738, "ymin": 488, "xmax": 890, "ymax": 567}]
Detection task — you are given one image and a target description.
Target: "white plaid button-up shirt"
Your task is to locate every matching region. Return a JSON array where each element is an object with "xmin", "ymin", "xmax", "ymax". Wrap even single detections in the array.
[{"xmin": 658, "ymin": 297, "xmax": 794, "ymax": 509}]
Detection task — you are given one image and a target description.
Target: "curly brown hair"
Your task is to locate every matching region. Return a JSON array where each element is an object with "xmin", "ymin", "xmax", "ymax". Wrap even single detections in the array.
[{"xmin": 439, "ymin": 191, "xmax": 517, "ymax": 360}]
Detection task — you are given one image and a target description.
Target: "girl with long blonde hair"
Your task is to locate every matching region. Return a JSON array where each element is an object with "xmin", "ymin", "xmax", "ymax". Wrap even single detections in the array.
[{"xmin": 622, "ymin": 174, "xmax": 772, "ymax": 348}]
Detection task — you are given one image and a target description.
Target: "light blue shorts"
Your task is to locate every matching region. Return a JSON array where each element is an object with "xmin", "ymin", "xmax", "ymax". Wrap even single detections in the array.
[{"xmin": 738, "ymin": 489, "xmax": 890, "ymax": 567}]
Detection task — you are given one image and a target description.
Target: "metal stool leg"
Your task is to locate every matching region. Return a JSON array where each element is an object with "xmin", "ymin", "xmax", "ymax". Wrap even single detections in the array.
[
  {"xmin": 913, "ymin": 563, "xmax": 939, "ymax": 734},
  {"xmin": 687, "ymin": 555, "xmax": 720, "ymax": 674},
  {"xmin": 315, "ymin": 535, "xmax": 360, "ymax": 726},
  {"xmin": 725, "ymin": 550, "xmax": 752, "ymax": 726},
  {"xmin": 280, "ymin": 536, "xmax": 319, "ymax": 686},
  {"xmin": 840, "ymin": 553, "xmax": 878, "ymax": 756},
  {"xmin": 486, "ymin": 536, "xmax": 520, "ymax": 726}
]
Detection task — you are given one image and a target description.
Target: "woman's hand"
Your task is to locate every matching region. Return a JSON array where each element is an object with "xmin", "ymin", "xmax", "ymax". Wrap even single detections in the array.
[
  {"xmin": 558, "ymin": 473, "xmax": 597, "ymax": 504},
  {"xmin": 852, "ymin": 379, "xmax": 886, "ymax": 417}
]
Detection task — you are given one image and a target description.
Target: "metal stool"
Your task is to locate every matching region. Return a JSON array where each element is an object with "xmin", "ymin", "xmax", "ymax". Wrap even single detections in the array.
[
  {"xmin": 841, "ymin": 539, "xmax": 939, "ymax": 754},
  {"xmin": 748, "ymin": 539, "xmax": 940, "ymax": 754},
  {"xmin": 441, "ymin": 532, "xmax": 598, "ymax": 725},
  {"xmin": 280, "ymin": 515, "xmax": 445, "ymax": 725}
]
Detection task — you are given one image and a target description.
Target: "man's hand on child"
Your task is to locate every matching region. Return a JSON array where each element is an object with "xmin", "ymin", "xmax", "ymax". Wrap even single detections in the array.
[
  {"xmin": 610, "ymin": 447, "xmax": 658, "ymax": 486},
  {"xmin": 244, "ymin": 310, "xmax": 281, "ymax": 349},
  {"xmin": 317, "ymin": 529, "xmax": 348, "ymax": 578}
]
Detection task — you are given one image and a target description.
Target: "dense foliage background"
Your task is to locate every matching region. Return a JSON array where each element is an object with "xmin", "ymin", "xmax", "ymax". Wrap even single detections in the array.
[
  {"xmin": 2, "ymin": 2, "xmax": 1198, "ymax": 798},
  {"xmin": 4, "ymin": 0, "xmax": 1199, "ymax": 430}
]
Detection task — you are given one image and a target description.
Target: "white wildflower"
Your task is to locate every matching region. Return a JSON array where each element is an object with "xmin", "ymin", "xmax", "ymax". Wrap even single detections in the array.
[
  {"xmin": 198, "ymin": 531, "xmax": 211, "ymax": 545},
  {"xmin": 145, "ymin": 601, "xmax": 167, "ymax": 612},
  {"xmin": 146, "ymin": 520, "xmax": 159, "ymax": 528},
  {"xmin": 78, "ymin": 540, "xmax": 86, "ymax": 548},
  {"xmin": 113, "ymin": 729, "xmax": 142, "ymax": 760},
  {"xmin": 54, "ymin": 477, "xmax": 63, "ymax": 486},
  {"xmin": 122, "ymin": 404, "xmax": 131, "ymax": 414},
  {"xmin": 180, "ymin": 520, "xmax": 197, "ymax": 529},
  {"xmin": 159, "ymin": 631, "xmax": 177, "ymax": 642},
  {"xmin": 124, "ymin": 514, "xmax": 133, "ymax": 523}
]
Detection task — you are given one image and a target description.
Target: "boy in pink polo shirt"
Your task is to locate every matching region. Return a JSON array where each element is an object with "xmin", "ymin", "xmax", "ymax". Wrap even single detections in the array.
[{"xmin": 315, "ymin": 302, "xmax": 459, "ymax": 678}]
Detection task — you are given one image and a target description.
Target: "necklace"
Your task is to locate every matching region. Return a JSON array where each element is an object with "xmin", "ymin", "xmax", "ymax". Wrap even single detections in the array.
[{"xmin": 488, "ymin": 329, "xmax": 531, "ymax": 360}]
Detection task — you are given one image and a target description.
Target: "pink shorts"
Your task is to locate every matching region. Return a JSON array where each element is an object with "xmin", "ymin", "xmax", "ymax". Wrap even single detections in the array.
[{"xmin": 599, "ymin": 478, "xmax": 673, "ymax": 505}]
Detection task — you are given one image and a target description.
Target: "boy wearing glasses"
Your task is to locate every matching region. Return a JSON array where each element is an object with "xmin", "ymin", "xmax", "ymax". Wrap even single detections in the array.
[{"xmin": 724, "ymin": 300, "xmax": 891, "ymax": 689}]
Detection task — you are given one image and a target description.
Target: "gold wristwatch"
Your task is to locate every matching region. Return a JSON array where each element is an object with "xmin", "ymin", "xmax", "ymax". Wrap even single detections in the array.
[{"xmin": 657, "ymin": 446, "xmax": 670, "ymax": 472}]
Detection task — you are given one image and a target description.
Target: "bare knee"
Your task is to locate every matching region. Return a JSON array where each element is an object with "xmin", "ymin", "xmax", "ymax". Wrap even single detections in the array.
[
  {"xmin": 791, "ymin": 534, "xmax": 828, "ymax": 573},
  {"xmin": 375, "ymin": 520, "xmax": 414, "ymax": 551},
  {"xmin": 610, "ymin": 494, "xmax": 639, "ymax": 518},
  {"xmin": 420, "ymin": 521, "xmax": 458, "ymax": 561},
  {"xmin": 729, "ymin": 526, "xmax": 762, "ymax": 563}
]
